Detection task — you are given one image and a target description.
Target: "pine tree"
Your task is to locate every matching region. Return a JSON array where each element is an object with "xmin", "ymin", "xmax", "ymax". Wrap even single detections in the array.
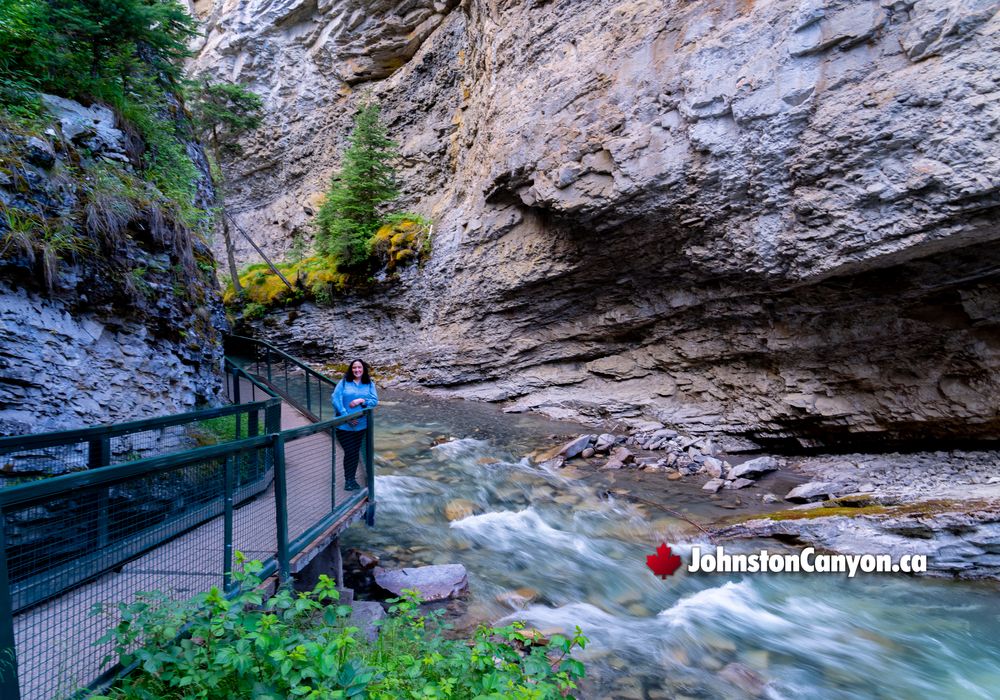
[{"xmin": 315, "ymin": 103, "xmax": 399, "ymax": 270}]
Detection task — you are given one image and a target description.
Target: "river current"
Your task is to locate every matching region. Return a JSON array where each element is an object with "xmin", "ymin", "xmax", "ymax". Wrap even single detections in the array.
[{"xmin": 342, "ymin": 389, "xmax": 1000, "ymax": 699}]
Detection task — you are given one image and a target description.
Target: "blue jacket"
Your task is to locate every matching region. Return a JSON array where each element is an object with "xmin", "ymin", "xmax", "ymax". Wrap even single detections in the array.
[{"xmin": 331, "ymin": 379, "xmax": 379, "ymax": 431}]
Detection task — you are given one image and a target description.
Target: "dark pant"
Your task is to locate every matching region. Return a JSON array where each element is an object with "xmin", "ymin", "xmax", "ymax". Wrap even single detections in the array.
[{"xmin": 336, "ymin": 428, "xmax": 365, "ymax": 483}]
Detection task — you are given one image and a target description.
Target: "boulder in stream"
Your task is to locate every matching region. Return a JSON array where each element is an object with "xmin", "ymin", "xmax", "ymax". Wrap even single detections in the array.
[
  {"xmin": 602, "ymin": 446, "xmax": 636, "ymax": 470},
  {"xmin": 559, "ymin": 434, "xmax": 594, "ymax": 459},
  {"xmin": 373, "ymin": 564, "xmax": 469, "ymax": 601},
  {"xmin": 719, "ymin": 662, "xmax": 766, "ymax": 696},
  {"xmin": 703, "ymin": 478, "xmax": 726, "ymax": 493},
  {"xmin": 728, "ymin": 456, "xmax": 779, "ymax": 480},
  {"xmin": 444, "ymin": 499, "xmax": 480, "ymax": 521},
  {"xmin": 785, "ymin": 481, "xmax": 839, "ymax": 503},
  {"xmin": 594, "ymin": 433, "xmax": 617, "ymax": 452}
]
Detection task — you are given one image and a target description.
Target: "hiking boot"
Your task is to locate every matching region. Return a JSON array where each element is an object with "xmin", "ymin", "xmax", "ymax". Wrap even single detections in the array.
[{"xmin": 345, "ymin": 479, "xmax": 361, "ymax": 491}]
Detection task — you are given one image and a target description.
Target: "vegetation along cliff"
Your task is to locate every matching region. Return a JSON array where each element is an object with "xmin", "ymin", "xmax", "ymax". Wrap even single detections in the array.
[{"xmin": 0, "ymin": 0, "xmax": 225, "ymax": 434}]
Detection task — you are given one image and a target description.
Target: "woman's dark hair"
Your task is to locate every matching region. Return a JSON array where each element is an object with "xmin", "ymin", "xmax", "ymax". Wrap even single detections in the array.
[{"xmin": 343, "ymin": 359, "xmax": 371, "ymax": 384}]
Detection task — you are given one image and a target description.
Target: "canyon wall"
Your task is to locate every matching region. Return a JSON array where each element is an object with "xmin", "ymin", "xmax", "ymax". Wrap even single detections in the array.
[
  {"xmin": 193, "ymin": 0, "xmax": 1000, "ymax": 449},
  {"xmin": 0, "ymin": 98, "xmax": 225, "ymax": 436}
]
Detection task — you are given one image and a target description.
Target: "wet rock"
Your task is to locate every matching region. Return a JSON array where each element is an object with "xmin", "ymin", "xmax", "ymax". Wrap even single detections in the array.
[
  {"xmin": 666, "ymin": 470, "xmax": 683, "ymax": 481},
  {"xmin": 762, "ymin": 494, "xmax": 781, "ymax": 504},
  {"xmin": 785, "ymin": 481, "xmax": 839, "ymax": 503},
  {"xmin": 703, "ymin": 478, "xmax": 726, "ymax": 493},
  {"xmin": 702, "ymin": 457, "xmax": 724, "ymax": 478},
  {"xmin": 540, "ymin": 456, "xmax": 565, "ymax": 470},
  {"xmin": 559, "ymin": 434, "xmax": 593, "ymax": 459},
  {"xmin": 496, "ymin": 587, "xmax": 539, "ymax": 609},
  {"xmin": 719, "ymin": 662, "xmax": 766, "ymax": 697},
  {"xmin": 594, "ymin": 433, "xmax": 616, "ymax": 452},
  {"xmin": 373, "ymin": 564, "xmax": 469, "ymax": 601},
  {"xmin": 357, "ymin": 550, "xmax": 380, "ymax": 570},
  {"xmin": 728, "ymin": 456, "xmax": 779, "ymax": 480},
  {"xmin": 349, "ymin": 601, "xmax": 386, "ymax": 643},
  {"xmin": 444, "ymin": 498, "xmax": 479, "ymax": 521},
  {"xmin": 602, "ymin": 445, "xmax": 636, "ymax": 470},
  {"xmin": 581, "ymin": 447, "xmax": 595, "ymax": 459},
  {"xmin": 25, "ymin": 137, "xmax": 55, "ymax": 168},
  {"xmin": 728, "ymin": 478, "xmax": 755, "ymax": 490}
]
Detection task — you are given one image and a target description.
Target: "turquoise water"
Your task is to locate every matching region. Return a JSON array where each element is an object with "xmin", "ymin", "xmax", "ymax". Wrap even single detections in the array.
[{"xmin": 343, "ymin": 390, "xmax": 1000, "ymax": 699}]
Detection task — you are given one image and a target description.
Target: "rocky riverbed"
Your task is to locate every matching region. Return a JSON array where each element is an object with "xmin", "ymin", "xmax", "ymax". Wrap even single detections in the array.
[
  {"xmin": 527, "ymin": 422, "xmax": 1000, "ymax": 581},
  {"xmin": 337, "ymin": 389, "xmax": 1000, "ymax": 698}
]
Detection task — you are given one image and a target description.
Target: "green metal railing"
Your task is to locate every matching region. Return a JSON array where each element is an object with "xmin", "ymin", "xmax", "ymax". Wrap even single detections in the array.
[
  {"xmin": 0, "ymin": 337, "xmax": 376, "ymax": 699},
  {"xmin": 225, "ymin": 334, "xmax": 340, "ymax": 422},
  {"xmin": 0, "ymin": 398, "xmax": 280, "ymax": 483}
]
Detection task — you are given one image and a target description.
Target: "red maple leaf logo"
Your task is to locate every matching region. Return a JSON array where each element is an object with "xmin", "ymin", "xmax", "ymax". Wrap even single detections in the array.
[{"xmin": 646, "ymin": 543, "xmax": 683, "ymax": 578}]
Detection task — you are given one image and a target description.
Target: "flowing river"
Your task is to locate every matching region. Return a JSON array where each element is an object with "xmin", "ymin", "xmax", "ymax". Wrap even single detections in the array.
[{"xmin": 342, "ymin": 390, "xmax": 1000, "ymax": 699}]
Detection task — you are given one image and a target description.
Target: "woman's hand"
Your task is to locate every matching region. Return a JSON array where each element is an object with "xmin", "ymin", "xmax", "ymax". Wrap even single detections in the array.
[{"xmin": 349, "ymin": 398, "xmax": 365, "ymax": 408}]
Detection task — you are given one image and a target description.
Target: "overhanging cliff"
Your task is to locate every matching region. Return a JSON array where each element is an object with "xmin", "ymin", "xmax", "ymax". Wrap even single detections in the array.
[{"xmin": 193, "ymin": 0, "xmax": 1000, "ymax": 449}]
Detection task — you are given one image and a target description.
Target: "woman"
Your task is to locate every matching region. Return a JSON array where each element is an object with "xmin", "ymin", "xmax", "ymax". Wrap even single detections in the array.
[{"xmin": 331, "ymin": 359, "xmax": 379, "ymax": 491}]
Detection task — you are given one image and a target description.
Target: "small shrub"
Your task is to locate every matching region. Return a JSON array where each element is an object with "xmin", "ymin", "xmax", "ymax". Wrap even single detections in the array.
[
  {"xmin": 243, "ymin": 301, "xmax": 267, "ymax": 319},
  {"xmin": 93, "ymin": 559, "xmax": 588, "ymax": 700}
]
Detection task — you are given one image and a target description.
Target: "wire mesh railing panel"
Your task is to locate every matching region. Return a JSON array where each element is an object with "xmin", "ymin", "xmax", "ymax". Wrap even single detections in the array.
[
  {"xmin": 0, "ymin": 402, "xmax": 276, "ymax": 497},
  {"xmin": 0, "ymin": 442, "xmax": 89, "ymax": 484},
  {"xmin": 233, "ymin": 446, "xmax": 279, "ymax": 572},
  {"xmin": 283, "ymin": 431, "xmax": 339, "ymax": 544},
  {"xmin": 7, "ymin": 454, "xmax": 236, "ymax": 700},
  {"xmin": 108, "ymin": 423, "xmax": 200, "ymax": 463}
]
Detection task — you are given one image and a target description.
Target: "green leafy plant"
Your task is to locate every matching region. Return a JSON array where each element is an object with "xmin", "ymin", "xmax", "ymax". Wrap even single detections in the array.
[
  {"xmin": 93, "ymin": 558, "xmax": 588, "ymax": 700},
  {"xmin": 243, "ymin": 301, "xmax": 268, "ymax": 320},
  {"xmin": 187, "ymin": 412, "xmax": 250, "ymax": 446},
  {"xmin": 93, "ymin": 558, "xmax": 368, "ymax": 700}
]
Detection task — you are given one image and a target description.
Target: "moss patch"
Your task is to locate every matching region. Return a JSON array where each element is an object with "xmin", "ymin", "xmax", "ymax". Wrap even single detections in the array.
[
  {"xmin": 369, "ymin": 218, "xmax": 430, "ymax": 273},
  {"xmin": 723, "ymin": 498, "xmax": 999, "ymax": 525}
]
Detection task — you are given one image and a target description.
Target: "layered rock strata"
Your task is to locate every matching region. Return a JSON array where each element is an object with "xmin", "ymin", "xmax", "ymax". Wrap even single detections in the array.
[
  {"xmin": 195, "ymin": 0, "xmax": 1000, "ymax": 449},
  {"xmin": 0, "ymin": 97, "xmax": 224, "ymax": 436}
]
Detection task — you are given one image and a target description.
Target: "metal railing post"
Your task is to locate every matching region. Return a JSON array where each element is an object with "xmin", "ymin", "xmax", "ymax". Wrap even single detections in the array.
[
  {"xmin": 305, "ymin": 376, "xmax": 311, "ymax": 415},
  {"xmin": 223, "ymin": 456, "xmax": 234, "ymax": 592},
  {"xmin": 331, "ymin": 428, "xmax": 338, "ymax": 511},
  {"xmin": 89, "ymin": 437, "xmax": 111, "ymax": 550},
  {"xmin": 318, "ymin": 376, "xmax": 325, "ymax": 420},
  {"xmin": 273, "ymin": 434, "xmax": 291, "ymax": 582},
  {"xmin": 88, "ymin": 436, "xmax": 110, "ymax": 469},
  {"xmin": 265, "ymin": 346, "xmax": 272, "ymax": 383},
  {"xmin": 232, "ymin": 368, "xmax": 242, "ymax": 407},
  {"xmin": 248, "ymin": 410, "xmax": 260, "ymax": 479},
  {"xmin": 364, "ymin": 409, "xmax": 376, "ymax": 527},
  {"xmin": 0, "ymin": 510, "xmax": 22, "ymax": 700}
]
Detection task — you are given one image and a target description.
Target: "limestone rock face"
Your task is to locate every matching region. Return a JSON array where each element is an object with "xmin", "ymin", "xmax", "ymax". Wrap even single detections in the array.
[
  {"xmin": 195, "ymin": 0, "xmax": 1000, "ymax": 449},
  {"xmin": 0, "ymin": 287, "xmax": 223, "ymax": 437}
]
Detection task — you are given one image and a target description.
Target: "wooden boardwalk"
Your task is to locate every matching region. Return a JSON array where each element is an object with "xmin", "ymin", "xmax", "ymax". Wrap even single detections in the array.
[{"xmin": 12, "ymin": 380, "xmax": 367, "ymax": 700}]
